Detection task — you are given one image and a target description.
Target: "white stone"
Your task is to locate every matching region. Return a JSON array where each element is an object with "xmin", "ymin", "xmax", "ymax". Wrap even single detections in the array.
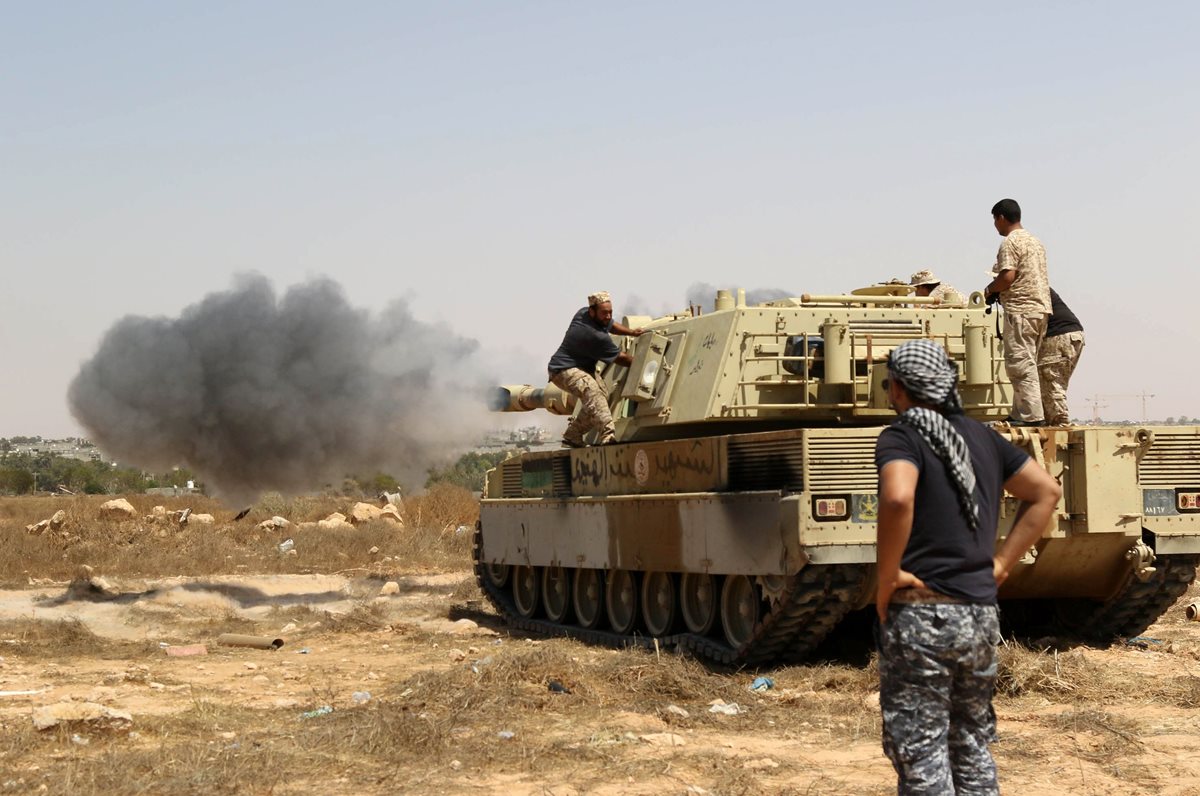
[
  {"xmin": 257, "ymin": 515, "xmax": 291, "ymax": 531},
  {"xmin": 98, "ymin": 499, "xmax": 137, "ymax": 520},
  {"xmin": 348, "ymin": 502, "xmax": 384, "ymax": 524},
  {"xmin": 188, "ymin": 513, "xmax": 215, "ymax": 525},
  {"xmin": 379, "ymin": 504, "xmax": 404, "ymax": 525},
  {"xmin": 379, "ymin": 581, "xmax": 401, "ymax": 596},
  {"xmin": 317, "ymin": 512, "xmax": 351, "ymax": 530},
  {"xmin": 32, "ymin": 702, "xmax": 132, "ymax": 731}
]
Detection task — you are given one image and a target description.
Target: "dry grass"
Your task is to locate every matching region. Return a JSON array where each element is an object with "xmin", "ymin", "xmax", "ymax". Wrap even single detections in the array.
[
  {"xmin": 0, "ymin": 618, "xmax": 158, "ymax": 660},
  {"xmin": 997, "ymin": 638, "xmax": 1200, "ymax": 708},
  {"xmin": 0, "ymin": 486, "xmax": 478, "ymax": 586}
]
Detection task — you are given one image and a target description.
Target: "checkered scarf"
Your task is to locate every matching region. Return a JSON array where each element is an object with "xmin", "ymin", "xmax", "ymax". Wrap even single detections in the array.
[{"xmin": 887, "ymin": 340, "xmax": 979, "ymax": 531}]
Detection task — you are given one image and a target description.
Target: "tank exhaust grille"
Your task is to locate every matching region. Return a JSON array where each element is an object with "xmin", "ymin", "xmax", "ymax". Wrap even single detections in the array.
[
  {"xmin": 1139, "ymin": 433, "xmax": 1200, "ymax": 488},
  {"xmin": 727, "ymin": 438, "xmax": 804, "ymax": 491},
  {"xmin": 806, "ymin": 435, "xmax": 879, "ymax": 491},
  {"xmin": 500, "ymin": 460, "xmax": 523, "ymax": 497},
  {"xmin": 552, "ymin": 456, "xmax": 572, "ymax": 496}
]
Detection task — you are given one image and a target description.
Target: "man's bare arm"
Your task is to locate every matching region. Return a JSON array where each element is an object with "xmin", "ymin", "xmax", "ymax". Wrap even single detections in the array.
[
  {"xmin": 876, "ymin": 460, "xmax": 925, "ymax": 622},
  {"xmin": 994, "ymin": 460, "xmax": 1062, "ymax": 585}
]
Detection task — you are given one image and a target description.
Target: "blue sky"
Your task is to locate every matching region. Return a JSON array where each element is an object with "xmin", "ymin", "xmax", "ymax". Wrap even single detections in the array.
[{"xmin": 4, "ymin": 1, "xmax": 1198, "ymax": 436}]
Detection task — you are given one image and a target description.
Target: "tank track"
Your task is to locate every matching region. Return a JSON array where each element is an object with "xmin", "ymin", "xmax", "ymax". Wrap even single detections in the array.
[
  {"xmin": 473, "ymin": 524, "xmax": 870, "ymax": 667},
  {"xmin": 1072, "ymin": 554, "xmax": 1200, "ymax": 641}
]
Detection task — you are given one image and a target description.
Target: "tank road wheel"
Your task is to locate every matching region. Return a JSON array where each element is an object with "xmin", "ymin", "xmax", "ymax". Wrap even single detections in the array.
[
  {"xmin": 484, "ymin": 562, "xmax": 510, "ymax": 589},
  {"xmin": 680, "ymin": 573, "xmax": 718, "ymax": 635},
  {"xmin": 606, "ymin": 569, "xmax": 640, "ymax": 634},
  {"xmin": 573, "ymin": 568, "xmax": 606, "ymax": 629},
  {"xmin": 720, "ymin": 574, "xmax": 760, "ymax": 649},
  {"xmin": 542, "ymin": 565, "xmax": 572, "ymax": 623},
  {"xmin": 641, "ymin": 571, "xmax": 678, "ymax": 637},
  {"xmin": 512, "ymin": 565, "xmax": 541, "ymax": 618}
]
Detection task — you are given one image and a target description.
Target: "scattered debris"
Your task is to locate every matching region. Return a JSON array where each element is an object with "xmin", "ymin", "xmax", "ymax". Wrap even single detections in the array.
[
  {"xmin": 707, "ymin": 699, "xmax": 744, "ymax": 716},
  {"xmin": 233, "ymin": 507, "xmax": 252, "ymax": 521},
  {"xmin": 164, "ymin": 644, "xmax": 207, "ymax": 657},
  {"xmin": 217, "ymin": 634, "xmax": 284, "ymax": 650},
  {"xmin": 640, "ymin": 732, "xmax": 687, "ymax": 747},
  {"xmin": 749, "ymin": 676, "xmax": 775, "ymax": 692},
  {"xmin": 1186, "ymin": 601, "xmax": 1200, "ymax": 621},
  {"xmin": 300, "ymin": 706, "xmax": 333, "ymax": 719},
  {"xmin": 664, "ymin": 704, "xmax": 690, "ymax": 719},
  {"xmin": 497, "ymin": 730, "xmax": 515, "ymax": 740},
  {"xmin": 351, "ymin": 691, "xmax": 371, "ymax": 705},
  {"xmin": 32, "ymin": 701, "xmax": 133, "ymax": 731}
]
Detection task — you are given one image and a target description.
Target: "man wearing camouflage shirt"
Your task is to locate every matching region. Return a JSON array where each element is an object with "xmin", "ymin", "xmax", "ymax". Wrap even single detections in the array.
[
  {"xmin": 876, "ymin": 339, "xmax": 1061, "ymax": 795},
  {"xmin": 909, "ymin": 270, "xmax": 963, "ymax": 304},
  {"xmin": 985, "ymin": 199, "xmax": 1052, "ymax": 426}
]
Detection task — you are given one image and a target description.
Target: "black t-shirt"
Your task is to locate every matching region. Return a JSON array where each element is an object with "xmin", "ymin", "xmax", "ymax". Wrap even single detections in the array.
[
  {"xmin": 547, "ymin": 307, "xmax": 620, "ymax": 374},
  {"xmin": 875, "ymin": 415, "xmax": 1030, "ymax": 603},
  {"xmin": 1045, "ymin": 289, "xmax": 1083, "ymax": 338}
]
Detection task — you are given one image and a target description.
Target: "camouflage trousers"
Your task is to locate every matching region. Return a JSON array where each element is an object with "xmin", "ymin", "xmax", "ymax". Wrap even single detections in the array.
[
  {"xmin": 550, "ymin": 368, "xmax": 614, "ymax": 445},
  {"xmin": 1038, "ymin": 331, "xmax": 1085, "ymax": 426},
  {"xmin": 1002, "ymin": 313, "xmax": 1047, "ymax": 423},
  {"xmin": 878, "ymin": 603, "xmax": 1001, "ymax": 796}
]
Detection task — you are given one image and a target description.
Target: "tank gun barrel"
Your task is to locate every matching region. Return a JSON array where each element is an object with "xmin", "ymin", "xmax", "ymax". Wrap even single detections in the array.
[{"xmin": 491, "ymin": 384, "xmax": 576, "ymax": 416}]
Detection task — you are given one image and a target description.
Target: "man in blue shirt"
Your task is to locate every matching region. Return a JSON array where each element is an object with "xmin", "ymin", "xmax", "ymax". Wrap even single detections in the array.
[
  {"xmin": 875, "ymin": 339, "xmax": 1060, "ymax": 795},
  {"xmin": 548, "ymin": 291, "xmax": 642, "ymax": 447}
]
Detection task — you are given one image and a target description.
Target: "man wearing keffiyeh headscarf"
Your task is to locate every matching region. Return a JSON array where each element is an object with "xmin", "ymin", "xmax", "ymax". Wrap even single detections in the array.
[{"xmin": 873, "ymin": 339, "xmax": 1061, "ymax": 796}]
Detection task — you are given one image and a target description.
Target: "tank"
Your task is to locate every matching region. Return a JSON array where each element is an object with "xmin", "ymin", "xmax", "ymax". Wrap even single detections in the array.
[{"xmin": 475, "ymin": 286, "xmax": 1200, "ymax": 664}]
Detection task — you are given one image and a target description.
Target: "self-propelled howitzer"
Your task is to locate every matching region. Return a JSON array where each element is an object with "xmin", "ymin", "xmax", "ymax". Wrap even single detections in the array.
[{"xmin": 475, "ymin": 287, "xmax": 1200, "ymax": 665}]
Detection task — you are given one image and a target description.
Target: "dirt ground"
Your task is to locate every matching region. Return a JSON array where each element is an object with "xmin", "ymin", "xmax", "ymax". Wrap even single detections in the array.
[{"xmin": 3, "ymin": 496, "xmax": 1200, "ymax": 794}]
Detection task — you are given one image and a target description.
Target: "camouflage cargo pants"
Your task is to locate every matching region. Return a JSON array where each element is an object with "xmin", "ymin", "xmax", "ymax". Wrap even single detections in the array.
[
  {"xmin": 878, "ymin": 603, "xmax": 1001, "ymax": 796},
  {"xmin": 550, "ymin": 368, "xmax": 614, "ymax": 445},
  {"xmin": 1002, "ymin": 313, "xmax": 1047, "ymax": 423},
  {"xmin": 1038, "ymin": 331, "xmax": 1085, "ymax": 426}
]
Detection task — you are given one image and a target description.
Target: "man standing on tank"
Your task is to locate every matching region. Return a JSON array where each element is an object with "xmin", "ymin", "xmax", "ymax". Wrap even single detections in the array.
[
  {"xmin": 985, "ymin": 199, "xmax": 1052, "ymax": 427},
  {"xmin": 548, "ymin": 291, "xmax": 642, "ymax": 447},
  {"xmin": 875, "ymin": 339, "xmax": 1061, "ymax": 795},
  {"xmin": 1038, "ymin": 289, "xmax": 1085, "ymax": 426}
]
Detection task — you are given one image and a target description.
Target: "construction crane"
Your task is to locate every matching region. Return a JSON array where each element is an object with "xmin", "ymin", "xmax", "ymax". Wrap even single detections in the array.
[{"xmin": 1085, "ymin": 392, "xmax": 1156, "ymax": 422}]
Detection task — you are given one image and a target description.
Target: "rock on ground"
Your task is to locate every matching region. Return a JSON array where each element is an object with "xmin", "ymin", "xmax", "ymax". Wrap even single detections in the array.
[
  {"xmin": 98, "ymin": 499, "xmax": 137, "ymax": 520},
  {"xmin": 257, "ymin": 516, "xmax": 291, "ymax": 530},
  {"xmin": 349, "ymin": 502, "xmax": 383, "ymax": 524},
  {"xmin": 318, "ymin": 513, "xmax": 351, "ymax": 530},
  {"xmin": 32, "ymin": 702, "xmax": 133, "ymax": 731},
  {"xmin": 188, "ymin": 513, "xmax": 215, "ymax": 525}
]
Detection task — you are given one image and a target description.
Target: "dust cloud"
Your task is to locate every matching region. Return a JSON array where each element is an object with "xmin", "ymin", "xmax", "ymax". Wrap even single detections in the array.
[{"xmin": 68, "ymin": 275, "xmax": 495, "ymax": 505}]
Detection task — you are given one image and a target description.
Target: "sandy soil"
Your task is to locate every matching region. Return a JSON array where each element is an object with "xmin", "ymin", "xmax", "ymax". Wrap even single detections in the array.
[{"xmin": 2, "ymin": 572, "xmax": 1200, "ymax": 795}]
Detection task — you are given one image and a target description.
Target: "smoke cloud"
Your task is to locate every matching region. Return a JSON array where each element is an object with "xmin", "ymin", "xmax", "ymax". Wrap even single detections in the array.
[
  {"xmin": 69, "ymin": 275, "xmax": 495, "ymax": 505},
  {"xmin": 684, "ymin": 282, "xmax": 795, "ymax": 312}
]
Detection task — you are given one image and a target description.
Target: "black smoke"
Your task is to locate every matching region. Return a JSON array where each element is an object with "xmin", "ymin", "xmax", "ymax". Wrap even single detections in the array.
[
  {"xmin": 684, "ymin": 282, "xmax": 794, "ymax": 312},
  {"xmin": 68, "ymin": 275, "xmax": 494, "ymax": 504}
]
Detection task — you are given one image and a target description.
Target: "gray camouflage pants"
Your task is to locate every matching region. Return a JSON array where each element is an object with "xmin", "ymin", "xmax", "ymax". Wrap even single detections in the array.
[
  {"xmin": 550, "ymin": 368, "xmax": 614, "ymax": 445},
  {"xmin": 878, "ymin": 603, "xmax": 1001, "ymax": 796}
]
